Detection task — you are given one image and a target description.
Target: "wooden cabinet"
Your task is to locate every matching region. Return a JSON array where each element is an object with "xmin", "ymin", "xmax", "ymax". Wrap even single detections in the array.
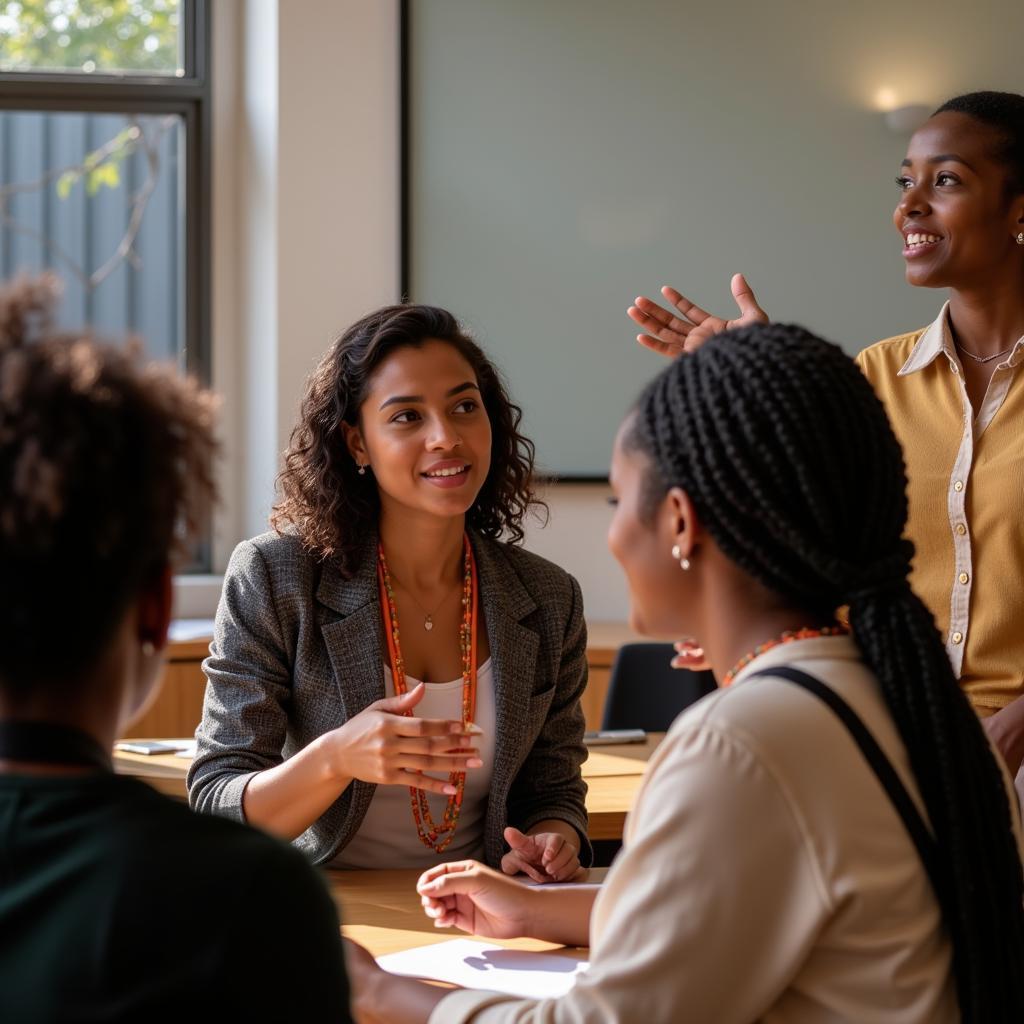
[
  {"xmin": 121, "ymin": 639, "xmax": 209, "ymax": 739},
  {"xmin": 127, "ymin": 622, "xmax": 640, "ymax": 738}
]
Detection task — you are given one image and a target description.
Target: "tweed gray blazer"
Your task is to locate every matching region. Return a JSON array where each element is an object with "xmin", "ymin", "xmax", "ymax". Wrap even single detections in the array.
[{"xmin": 187, "ymin": 530, "xmax": 591, "ymax": 868}]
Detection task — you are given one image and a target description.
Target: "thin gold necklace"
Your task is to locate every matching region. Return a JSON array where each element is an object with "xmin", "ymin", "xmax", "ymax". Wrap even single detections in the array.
[
  {"xmin": 387, "ymin": 572, "xmax": 460, "ymax": 631},
  {"xmin": 955, "ymin": 338, "xmax": 1012, "ymax": 365}
]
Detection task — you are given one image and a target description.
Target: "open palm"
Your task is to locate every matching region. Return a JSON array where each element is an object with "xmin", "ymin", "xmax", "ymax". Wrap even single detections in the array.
[{"xmin": 628, "ymin": 273, "xmax": 768, "ymax": 358}]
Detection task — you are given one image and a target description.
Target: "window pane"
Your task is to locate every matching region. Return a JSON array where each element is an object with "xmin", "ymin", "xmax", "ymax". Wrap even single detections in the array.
[
  {"xmin": 0, "ymin": 1, "xmax": 183, "ymax": 76},
  {"xmin": 0, "ymin": 109, "xmax": 186, "ymax": 366}
]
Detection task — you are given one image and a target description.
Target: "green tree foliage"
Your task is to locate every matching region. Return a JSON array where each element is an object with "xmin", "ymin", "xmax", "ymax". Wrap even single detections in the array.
[{"xmin": 0, "ymin": 0, "xmax": 180, "ymax": 74}]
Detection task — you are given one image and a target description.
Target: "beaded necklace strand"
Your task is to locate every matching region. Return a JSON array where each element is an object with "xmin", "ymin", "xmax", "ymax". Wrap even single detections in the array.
[
  {"xmin": 377, "ymin": 534, "xmax": 478, "ymax": 853},
  {"xmin": 720, "ymin": 624, "xmax": 849, "ymax": 687}
]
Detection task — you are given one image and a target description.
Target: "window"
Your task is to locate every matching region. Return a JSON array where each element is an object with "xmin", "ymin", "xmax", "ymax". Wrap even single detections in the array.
[{"xmin": 1, "ymin": 0, "xmax": 212, "ymax": 567}]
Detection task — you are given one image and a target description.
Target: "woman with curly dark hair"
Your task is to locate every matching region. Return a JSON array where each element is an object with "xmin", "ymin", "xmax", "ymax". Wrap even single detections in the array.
[
  {"xmin": 189, "ymin": 304, "xmax": 591, "ymax": 880},
  {"xmin": 0, "ymin": 276, "xmax": 351, "ymax": 1021}
]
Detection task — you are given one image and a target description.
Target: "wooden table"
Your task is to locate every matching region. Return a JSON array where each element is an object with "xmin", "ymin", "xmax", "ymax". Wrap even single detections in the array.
[
  {"xmin": 113, "ymin": 733, "xmax": 665, "ymax": 842},
  {"xmin": 328, "ymin": 868, "xmax": 605, "ymax": 958}
]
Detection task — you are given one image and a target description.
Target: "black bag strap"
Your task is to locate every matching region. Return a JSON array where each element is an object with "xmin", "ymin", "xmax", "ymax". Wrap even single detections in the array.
[{"xmin": 750, "ymin": 665, "xmax": 944, "ymax": 901}]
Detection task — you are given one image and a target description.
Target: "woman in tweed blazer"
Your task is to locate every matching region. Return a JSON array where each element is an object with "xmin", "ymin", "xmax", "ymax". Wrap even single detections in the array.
[{"xmin": 188, "ymin": 305, "xmax": 591, "ymax": 877}]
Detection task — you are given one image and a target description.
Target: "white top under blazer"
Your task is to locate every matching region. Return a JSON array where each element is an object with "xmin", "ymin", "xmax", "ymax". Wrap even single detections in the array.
[{"xmin": 331, "ymin": 659, "xmax": 497, "ymax": 869}]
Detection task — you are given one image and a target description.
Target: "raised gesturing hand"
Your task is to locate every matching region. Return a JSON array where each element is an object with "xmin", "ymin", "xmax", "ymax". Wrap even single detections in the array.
[
  {"xmin": 330, "ymin": 683, "xmax": 482, "ymax": 796},
  {"xmin": 627, "ymin": 272, "xmax": 768, "ymax": 358}
]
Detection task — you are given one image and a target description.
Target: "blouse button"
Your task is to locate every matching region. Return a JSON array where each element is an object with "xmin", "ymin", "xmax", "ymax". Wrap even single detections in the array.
[
  {"xmin": 956, "ymin": 523, "xmax": 967, "ymax": 536},
  {"xmin": 951, "ymin": 631, "xmax": 964, "ymax": 644},
  {"xmin": 953, "ymin": 480, "xmax": 964, "ymax": 492},
  {"xmin": 958, "ymin": 572, "xmax": 969, "ymax": 585}
]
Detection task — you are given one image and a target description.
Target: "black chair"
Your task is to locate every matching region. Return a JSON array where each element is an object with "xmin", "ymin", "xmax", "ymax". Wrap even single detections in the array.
[{"xmin": 600, "ymin": 642, "xmax": 716, "ymax": 732}]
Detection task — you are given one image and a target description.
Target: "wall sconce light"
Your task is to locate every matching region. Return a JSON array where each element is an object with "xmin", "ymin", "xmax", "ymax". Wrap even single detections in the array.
[{"xmin": 883, "ymin": 103, "xmax": 932, "ymax": 134}]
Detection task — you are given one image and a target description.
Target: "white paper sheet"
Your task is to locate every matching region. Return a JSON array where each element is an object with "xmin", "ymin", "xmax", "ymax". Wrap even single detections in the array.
[
  {"xmin": 168, "ymin": 618, "xmax": 216, "ymax": 642},
  {"xmin": 377, "ymin": 939, "xmax": 588, "ymax": 998}
]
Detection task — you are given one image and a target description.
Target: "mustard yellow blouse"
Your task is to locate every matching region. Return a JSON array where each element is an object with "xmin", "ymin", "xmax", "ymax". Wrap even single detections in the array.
[{"xmin": 857, "ymin": 303, "xmax": 1024, "ymax": 712}]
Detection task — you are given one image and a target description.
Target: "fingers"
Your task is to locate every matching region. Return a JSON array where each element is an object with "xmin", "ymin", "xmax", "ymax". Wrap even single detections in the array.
[
  {"xmin": 373, "ymin": 711, "xmax": 471, "ymax": 740},
  {"xmin": 629, "ymin": 296, "xmax": 695, "ymax": 341},
  {"xmin": 375, "ymin": 681, "xmax": 426, "ymax": 714},
  {"xmin": 420, "ymin": 891, "xmax": 470, "ymax": 931},
  {"xmin": 541, "ymin": 842, "xmax": 579, "ymax": 881},
  {"xmin": 729, "ymin": 272, "xmax": 768, "ymax": 322},
  {"xmin": 661, "ymin": 286, "xmax": 711, "ymax": 325},
  {"xmin": 391, "ymin": 774, "xmax": 456, "ymax": 798},
  {"xmin": 417, "ymin": 859, "xmax": 491, "ymax": 897},
  {"xmin": 391, "ymin": 751, "xmax": 483, "ymax": 774},
  {"xmin": 503, "ymin": 826, "xmax": 534, "ymax": 851},
  {"xmin": 501, "ymin": 849, "xmax": 548, "ymax": 884},
  {"xmin": 636, "ymin": 334, "xmax": 684, "ymax": 359},
  {"xmin": 417, "ymin": 859, "xmax": 477, "ymax": 891}
]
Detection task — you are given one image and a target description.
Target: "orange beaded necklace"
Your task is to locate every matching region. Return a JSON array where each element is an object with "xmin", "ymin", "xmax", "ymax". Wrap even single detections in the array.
[
  {"xmin": 377, "ymin": 534, "xmax": 478, "ymax": 853},
  {"xmin": 720, "ymin": 624, "xmax": 849, "ymax": 687}
]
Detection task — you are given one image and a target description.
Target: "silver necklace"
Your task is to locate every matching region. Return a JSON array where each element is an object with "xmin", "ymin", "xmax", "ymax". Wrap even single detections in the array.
[{"xmin": 955, "ymin": 339, "xmax": 1013, "ymax": 365}]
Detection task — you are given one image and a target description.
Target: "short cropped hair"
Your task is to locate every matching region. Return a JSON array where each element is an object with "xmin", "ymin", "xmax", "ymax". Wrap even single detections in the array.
[{"xmin": 0, "ymin": 275, "xmax": 218, "ymax": 695}]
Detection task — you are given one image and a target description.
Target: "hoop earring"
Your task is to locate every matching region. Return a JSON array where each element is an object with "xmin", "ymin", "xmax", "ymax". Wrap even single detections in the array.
[{"xmin": 670, "ymin": 544, "xmax": 691, "ymax": 571}]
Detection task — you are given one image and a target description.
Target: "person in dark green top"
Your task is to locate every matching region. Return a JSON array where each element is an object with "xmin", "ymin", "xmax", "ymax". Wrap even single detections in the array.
[{"xmin": 0, "ymin": 275, "xmax": 353, "ymax": 1023}]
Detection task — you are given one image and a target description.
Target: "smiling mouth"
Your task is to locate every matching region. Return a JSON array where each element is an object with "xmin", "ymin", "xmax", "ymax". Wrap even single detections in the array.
[
  {"xmin": 422, "ymin": 464, "xmax": 470, "ymax": 480},
  {"xmin": 903, "ymin": 232, "xmax": 942, "ymax": 254}
]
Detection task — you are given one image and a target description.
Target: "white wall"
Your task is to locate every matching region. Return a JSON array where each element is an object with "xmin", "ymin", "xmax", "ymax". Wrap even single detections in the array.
[
  {"xmin": 177, "ymin": 0, "xmax": 1024, "ymax": 624},
  {"xmin": 177, "ymin": 0, "xmax": 401, "ymax": 616}
]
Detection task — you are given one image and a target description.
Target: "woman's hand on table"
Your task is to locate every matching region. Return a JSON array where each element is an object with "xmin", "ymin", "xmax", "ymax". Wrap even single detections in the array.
[
  {"xmin": 418, "ymin": 860, "xmax": 537, "ymax": 939},
  {"xmin": 328, "ymin": 683, "xmax": 482, "ymax": 796},
  {"xmin": 627, "ymin": 273, "xmax": 768, "ymax": 358},
  {"xmin": 500, "ymin": 826, "xmax": 584, "ymax": 883}
]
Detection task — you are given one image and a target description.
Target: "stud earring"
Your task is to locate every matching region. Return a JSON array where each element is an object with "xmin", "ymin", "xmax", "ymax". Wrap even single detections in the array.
[
  {"xmin": 671, "ymin": 544, "xmax": 691, "ymax": 571},
  {"xmin": 1017, "ymin": 232, "xmax": 1024, "ymax": 245},
  {"xmin": 141, "ymin": 640, "xmax": 156, "ymax": 657}
]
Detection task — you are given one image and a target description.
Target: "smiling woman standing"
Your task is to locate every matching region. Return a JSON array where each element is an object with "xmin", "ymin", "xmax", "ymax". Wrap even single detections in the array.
[
  {"xmin": 188, "ymin": 305, "xmax": 590, "ymax": 880},
  {"xmin": 629, "ymin": 91, "xmax": 1024, "ymax": 777}
]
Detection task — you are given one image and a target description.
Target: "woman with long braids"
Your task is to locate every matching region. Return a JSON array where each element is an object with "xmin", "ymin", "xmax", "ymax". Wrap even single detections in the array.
[
  {"xmin": 189, "ymin": 305, "xmax": 590, "ymax": 881},
  {"xmin": 345, "ymin": 323, "xmax": 1024, "ymax": 1023},
  {"xmin": 627, "ymin": 91, "xmax": 1024, "ymax": 778}
]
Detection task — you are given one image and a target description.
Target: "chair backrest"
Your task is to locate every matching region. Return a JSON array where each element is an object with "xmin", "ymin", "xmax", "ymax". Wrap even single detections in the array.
[{"xmin": 600, "ymin": 642, "xmax": 717, "ymax": 732}]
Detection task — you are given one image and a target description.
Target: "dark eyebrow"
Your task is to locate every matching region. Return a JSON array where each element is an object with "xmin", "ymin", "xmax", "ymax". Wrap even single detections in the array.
[
  {"xmin": 379, "ymin": 381, "xmax": 480, "ymax": 411},
  {"xmin": 900, "ymin": 153, "xmax": 975, "ymax": 171}
]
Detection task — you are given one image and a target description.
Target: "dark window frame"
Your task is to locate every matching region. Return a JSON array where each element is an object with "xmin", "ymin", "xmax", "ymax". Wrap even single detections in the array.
[
  {"xmin": 0, "ymin": 0, "xmax": 212, "ymax": 385},
  {"xmin": 0, "ymin": 1, "xmax": 213, "ymax": 570}
]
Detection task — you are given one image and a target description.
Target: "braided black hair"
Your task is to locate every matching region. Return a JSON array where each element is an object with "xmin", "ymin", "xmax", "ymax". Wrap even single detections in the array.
[
  {"xmin": 627, "ymin": 322, "xmax": 1024, "ymax": 1021},
  {"xmin": 934, "ymin": 91, "xmax": 1024, "ymax": 196}
]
